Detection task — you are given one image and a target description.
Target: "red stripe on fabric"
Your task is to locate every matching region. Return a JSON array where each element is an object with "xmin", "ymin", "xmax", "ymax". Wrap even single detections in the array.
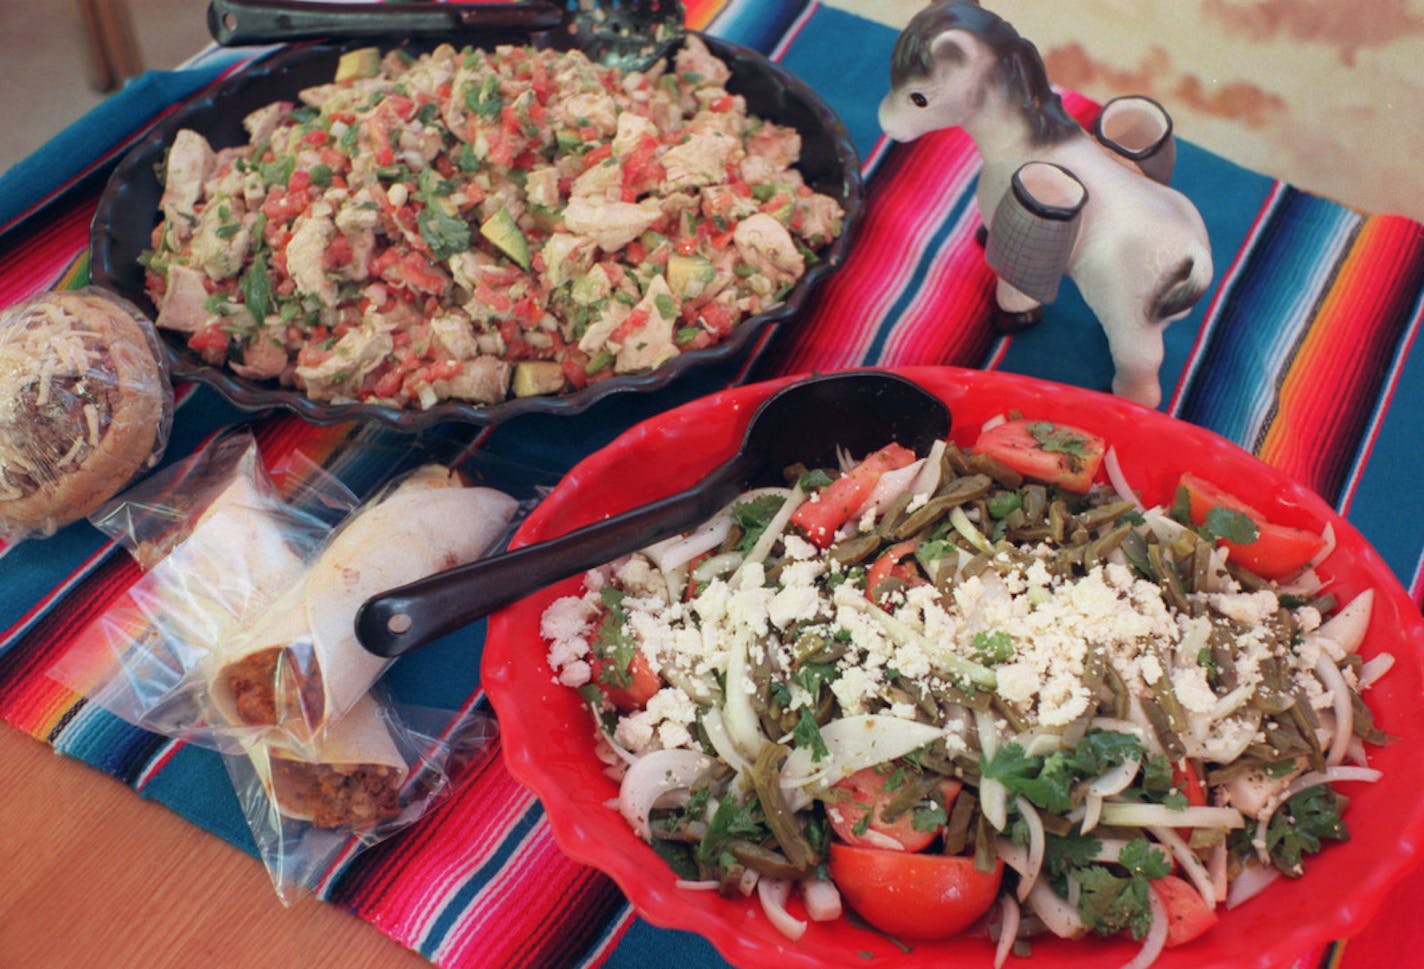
[
  {"xmin": 760, "ymin": 129, "xmax": 981, "ymax": 376},
  {"xmin": 0, "ymin": 201, "xmax": 96, "ymax": 306},
  {"xmin": 1258, "ymin": 217, "xmax": 1424, "ymax": 497}
]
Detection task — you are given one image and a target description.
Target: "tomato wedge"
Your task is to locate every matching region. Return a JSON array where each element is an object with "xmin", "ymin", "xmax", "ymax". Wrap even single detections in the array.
[
  {"xmin": 828, "ymin": 845, "xmax": 1003, "ymax": 940},
  {"xmin": 1178, "ymin": 472, "xmax": 1326, "ymax": 580},
  {"xmin": 865, "ymin": 540, "xmax": 925, "ymax": 606},
  {"xmin": 1151, "ymin": 874, "xmax": 1218, "ymax": 947},
  {"xmin": 825, "ymin": 767, "xmax": 962, "ymax": 852},
  {"xmin": 789, "ymin": 443, "xmax": 917, "ymax": 548},
  {"xmin": 973, "ymin": 419, "xmax": 1106, "ymax": 493},
  {"xmin": 589, "ymin": 651, "xmax": 660, "ymax": 711}
]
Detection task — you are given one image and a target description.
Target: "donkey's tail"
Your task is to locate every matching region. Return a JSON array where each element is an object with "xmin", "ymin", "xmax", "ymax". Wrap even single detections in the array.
[{"xmin": 1149, "ymin": 251, "xmax": 1213, "ymax": 321}]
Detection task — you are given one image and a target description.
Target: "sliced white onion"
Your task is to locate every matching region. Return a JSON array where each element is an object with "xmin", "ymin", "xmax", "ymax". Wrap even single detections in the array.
[
  {"xmin": 909, "ymin": 440, "xmax": 946, "ymax": 497},
  {"xmin": 1018, "ymin": 731, "xmax": 1063, "ymax": 759},
  {"xmin": 1316, "ymin": 590, "xmax": 1374, "ymax": 657},
  {"xmin": 702, "ymin": 706, "xmax": 755, "ymax": 777},
  {"xmin": 1099, "ymin": 802, "xmax": 1245, "ymax": 830},
  {"xmin": 1118, "ymin": 885, "xmax": 1167, "ymax": 969},
  {"xmin": 1081, "ymin": 793, "xmax": 1104, "ymax": 834},
  {"xmin": 994, "ymin": 894, "xmax": 1021, "ymax": 969},
  {"xmin": 951, "ymin": 505, "xmax": 994, "ymax": 553},
  {"xmin": 618, "ymin": 749, "xmax": 715, "ymax": 839},
  {"xmin": 1086, "ymin": 759, "xmax": 1141, "ymax": 798},
  {"xmin": 1016, "ymin": 795, "xmax": 1045, "ymax": 902},
  {"xmin": 757, "ymin": 877, "xmax": 806, "ymax": 941},
  {"xmin": 861, "ymin": 460, "xmax": 925, "ymax": 518},
  {"xmin": 1089, "ymin": 839, "xmax": 1130, "ymax": 864},
  {"xmin": 1313, "ymin": 653, "xmax": 1354, "ymax": 766},
  {"xmin": 693, "ymin": 550, "xmax": 746, "ymax": 586},
  {"xmin": 981, "ymin": 413, "xmax": 1009, "ymax": 433},
  {"xmin": 1210, "ymin": 683, "xmax": 1256, "ymax": 720},
  {"xmin": 737, "ymin": 867, "xmax": 759, "ymax": 896},
  {"xmin": 643, "ymin": 516, "xmax": 732, "ymax": 572},
  {"xmin": 675, "ymin": 879, "xmax": 721, "ymax": 891},
  {"xmin": 1308, "ymin": 521, "xmax": 1337, "ymax": 569},
  {"xmin": 1347, "ymin": 736, "xmax": 1370, "ymax": 767},
  {"xmin": 975, "ymin": 709, "xmax": 1009, "ymax": 831},
  {"xmin": 1090, "ymin": 717, "xmax": 1147, "ymax": 741},
  {"xmin": 801, "ymin": 878, "xmax": 843, "ymax": 922},
  {"xmin": 1226, "ymin": 860, "xmax": 1280, "ymax": 909},
  {"xmin": 1102, "ymin": 446, "xmax": 1143, "ymax": 510},
  {"xmin": 721, "ymin": 631, "xmax": 767, "ymax": 762},
  {"xmin": 1025, "ymin": 879, "xmax": 1085, "ymax": 939},
  {"xmin": 742, "ymin": 485, "xmax": 806, "ymax": 568},
  {"xmin": 996, "ymin": 838, "xmax": 1030, "ymax": 879},
  {"xmin": 1358, "ymin": 652, "xmax": 1395, "ymax": 690},
  {"xmin": 782, "ymin": 714, "xmax": 946, "ymax": 792},
  {"xmin": 1209, "ymin": 836, "xmax": 1228, "ymax": 905},
  {"xmin": 1147, "ymin": 825, "xmax": 1217, "ymax": 908}
]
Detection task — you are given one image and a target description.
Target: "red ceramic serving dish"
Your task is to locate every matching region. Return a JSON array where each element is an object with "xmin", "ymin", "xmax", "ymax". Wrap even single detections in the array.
[{"xmin": 483, "ymin": 365, "xmax": 1424, "ymax": 968}]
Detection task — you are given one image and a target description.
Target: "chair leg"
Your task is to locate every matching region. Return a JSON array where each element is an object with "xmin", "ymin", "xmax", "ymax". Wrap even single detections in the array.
[{"xmin": 76, "ymin": 0, "xmax": 144, "ymax": 93}]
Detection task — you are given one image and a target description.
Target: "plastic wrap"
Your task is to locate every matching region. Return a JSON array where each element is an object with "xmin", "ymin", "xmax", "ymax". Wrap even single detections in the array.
[
  {"xmin": 50, "ymin": 431, "xmax": 514, "ymax": 901},
  {"xmin": 0, "ymin": 287, "xmax": 173, "ymax": 541}
]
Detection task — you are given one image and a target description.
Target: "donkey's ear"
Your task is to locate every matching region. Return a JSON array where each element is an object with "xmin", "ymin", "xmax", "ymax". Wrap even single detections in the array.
[{"xmin": 929, "ymin": 29, "xmax": 975, "ymax": 67}]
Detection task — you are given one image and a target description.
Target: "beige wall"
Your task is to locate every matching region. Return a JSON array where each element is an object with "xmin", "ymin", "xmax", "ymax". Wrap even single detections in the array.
[{"xmin": 828, "ymin": 0, "xmax": 1424, "ymax": 224}]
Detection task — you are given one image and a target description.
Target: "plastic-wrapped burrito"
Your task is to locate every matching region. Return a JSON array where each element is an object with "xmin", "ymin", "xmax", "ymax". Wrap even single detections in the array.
[
  {"xmin": 243, "ymin": 694, "xmax": 409, "ymax": 828},
  {"xmin": 212, "ymin": 466, "xmax": 517, "ymax": 734}
]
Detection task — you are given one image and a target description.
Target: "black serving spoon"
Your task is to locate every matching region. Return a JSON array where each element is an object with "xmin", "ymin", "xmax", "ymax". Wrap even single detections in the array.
[
  {"xmin": 207, "ymin": 0, "xmax": 687, "ymax": 72},
  {"xmin": 356, "ymin": 372, "xmax": 953, "ymax": 659}
]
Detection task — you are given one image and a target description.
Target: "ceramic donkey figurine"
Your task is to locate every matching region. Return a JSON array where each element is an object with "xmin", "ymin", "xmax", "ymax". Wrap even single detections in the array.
[{"xmin": 878, "ymin": 1, "xmax": 1212, "ymax": 408}]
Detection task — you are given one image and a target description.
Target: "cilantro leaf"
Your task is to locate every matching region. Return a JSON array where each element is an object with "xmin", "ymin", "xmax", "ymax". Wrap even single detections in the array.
[
  {"xmin": 1119, "ymin": 839, "xmax": 1171, "ymax": 880},
  {"xmin": 1068, "ymin": 730, "xmax": 1145, "ymax": 777},
  {"xmin": 239, "ymin": 250, "xmax": 273, "ymax": 322},
  {"xmin": 1043, "ymin": 831, "xmax": 1101, "ymax": 878},
  {"xmin": 1027, "ymin": 421, "xmax": 1091, "ymax": 470},
  {"xmin": 797, "ymin": 468, "xmax": 833, "ymax": 491},
  {"xmin": 911, "ymin": 798, "xmax": 948, "ymax": 832},
  {"xmin": 731, "ymin": 494, "xmax": 785, "ymax": 554},
  {"xmin": 791, "ymin": 708, "xmax": 829, "ymax": 763},
  {"xmin": 592, "ymin": 587, "xmax": 638, "ymax": 688},
  {"xmin": 416, "ymin": 204, "xmax": 471, "ymax": 261},
  {"xmin": 971, "ymin": 630, "xmax": 1015, "ymax": 664},
  {"xmin": 987, "ymin": 490, "xmax": 1023, "ymax": 520},
  {"xmin": 980, "ymin": 744, "xmax": 1073, "ymax": 814},
  {"xmin": 1263, "ymin": 785, "xmax": 1348, "ymax": 873},
  {"xmin": 465, "ymin": 74, "xmax": 503, "ymax": 121},
  {"xmin": 1202, "ymin": 506, "xmax": 1260, "ymax": 545},
  {"xmin": 1078, "ymin": 865, "xmax": 1155, "ymax": 939}
]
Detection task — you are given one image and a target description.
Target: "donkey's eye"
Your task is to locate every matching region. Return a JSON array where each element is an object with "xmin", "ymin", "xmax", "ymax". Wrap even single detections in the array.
[{"xmin": 910, "ymin": 92, "xmax": 928, "ymax": 108}]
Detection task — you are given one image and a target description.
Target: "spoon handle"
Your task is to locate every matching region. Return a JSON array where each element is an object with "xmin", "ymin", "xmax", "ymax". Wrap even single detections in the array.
[
  {"xmin": 207, "ymin": 0, "xmax": 562, "ymax": 46},
  {"xmin": 356, "ymin": 479, "xmax": 730, "ymax": 659}
]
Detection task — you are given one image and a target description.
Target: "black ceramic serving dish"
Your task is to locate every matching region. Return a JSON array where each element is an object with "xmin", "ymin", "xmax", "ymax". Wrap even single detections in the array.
[{"xmin": 89, "ymin": 33, "xmax": 863, "ymax": 431}]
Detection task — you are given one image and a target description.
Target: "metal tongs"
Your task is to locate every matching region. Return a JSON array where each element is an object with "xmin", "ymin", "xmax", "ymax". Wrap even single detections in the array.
[{"xmin": 208, "ymin": 0, "xmax": 687, "ymax": 71}]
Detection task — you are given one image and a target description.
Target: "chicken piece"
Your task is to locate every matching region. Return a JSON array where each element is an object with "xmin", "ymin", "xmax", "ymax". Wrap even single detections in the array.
[
  {"xmin": 540, "ymin": 233, "xmax": 596, "ymax": 289},
  {"xmin": 673, "ymin": 35, "xmax": 731, "ymax": 87},
  {"xmin": 700, "ymin": 184, "xmax": 758, "ymax": 223},
  {"xmin": 558, "ymin": 91, "xmax": 619, "ymax": 137},
  {"xmin": 242, "ymin": 102, "xmax": 292, "ymax": 146},
  {"xmin": 745, "ymin": 123, "xmax": 802, "ymax": 172},
  {"xmin": 659, "ymin": 129, "xmax": 739, "ymax": 192},
  {"xmin": 284, "ymin": 208, "xmax": 338, "ymax": 307},
  {"xmin": 295, "ymin": 326, "xmax": 393, "ymax": 400},
  {"xmin": 436, "ymin": 355, "xmax": 511, "ymax": 404},
  {"xmin": 429, "ymin": 311, "xmax": 481, "ymax": 360},
  {"xmin": 615, "ymin": 274, "xmax": 680, "ymax": 373},
  {"xmin": 160, "ymin": 130, "xmax": 215, "ymax": 235},
  {"xmin": 156, "ymin": 264, "xmax": 214, "ymax": 333},
  {"xmin": 792, "ymin": 192, "xmax": 845, "ymax": 248},
  {"xmin": 562, "ymin": 196, "xmax": 663, "ymax": 252},
  {"xmin": 577, "ymin": 297, "xmax": 631, "ymax": 355},
  {"xmin": 190, "ymin": 196, "xmax": 251, "ymax": 281},
  {"xmin": 571, "ymin": 156, "xmax": 623, "ymax": 200},
  {"xmin": 733, "ymin": 213, "xmax": 804, "ymax": 280},
  {"xmin": 612, "ymin": 112, "xmax": 659, "ymax": 157},
  {"xmin": 525, "ymin": 166, "xmax": 562, "ymax": 210},
  {"xmin": 231, "ymin": 332, "xmax": 290, "ymax": 381}
]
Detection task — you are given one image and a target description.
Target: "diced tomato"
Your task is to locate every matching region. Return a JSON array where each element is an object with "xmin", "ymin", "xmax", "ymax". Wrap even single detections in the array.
[
  {"xmin": 973, "ymin": 418, "xmax": 1106, "ymax": 494},
  {"xmin": 789, "ymin": 443, "xmax": 918, "ymax": 548},
  {"xmin": 1177, "ymin": 472, "xmax": 1326, "ymax": 580},
  {"xmin": 675, "ymin": 236, "xmax": 698, "ymax": 256},
  {"xmin": 395, "ymin": 252, "xmax": 446, "ymax": 294},
  {"xmin": 697, "ymin": 302, "xmax": 734, "ymax": 339},
  {"xmin": 621, "ymin": 134, "xmax": 665, "ymax": 202},
  {"xmin": 583, "ymin": 144, "xmax": 614, "ymax": 169},
  {"xmin": 472, "ymin": 283, "xmax": 512, "ymax": 314},
  {"xmin": 561, "ymin": 352, "xmax": 590, "ymax": 390},
  {"xmin": 826, "ymin": 767, "xmax": 961, "ymax": 852},
  {"xmin": 330, "ymin": 111, "xmax": 356, "ymax": 125},
  {"xmin": 624, "ymin": 240, "xmax": 647, "ymax": 265},
  {"xmin": 828, "ymin": 845, "xmax": 1003, "ymax": 941},
  {"xmin": 1151, "ymin": 874, "xmax": 1218, "ymax": 947},
  {"xmin": 589, "ymin": 651, "xmax": 661, "ymax": 712},
  {"xmin": 513, "ymin": 294, "xmax": 542, "ymax": 324},
  {"xmin": 384, "ymin": 94, "xmax": 416, "ymax": 122},
  {"xmin": 709, "ymin": 94, "xmax": 734, "ymax": 112},
  {"xmin": 369, "ymin": 366, "xmax": 404, "ymax": 400},
  {"xmin": 187, "ymin": 323, "xmax": 229, "ymax": 354},
  {"xmin": 323, "ymin": 234, "xmax": 354, "ymax": 270},
  {"xmin": 261, "ymin": 187, "xmax": 311, "ymax": 226},
  {"xmin": 1171, "ymin": 758, "xmax": 1206, "ymax": 807},
  {"xmin": 302, "ymin": 129, "xmax": 328, "ymax": 147},
  {"xmin": 611, "ymin": 307, "xmax": 650, "ymax": 344},
  {"xmin": 865, "ymin": 540, "xmax": 926, "ymax": 606}
]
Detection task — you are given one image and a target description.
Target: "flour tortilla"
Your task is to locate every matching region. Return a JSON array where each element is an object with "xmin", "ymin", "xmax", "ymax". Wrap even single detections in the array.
[
  {"xmin": 212, "ymin": 468, "xmax": 517, "ymax": 733},
  {"xmin": 243, "ymin": 693, "xmax": 409, "ymax": 826}
]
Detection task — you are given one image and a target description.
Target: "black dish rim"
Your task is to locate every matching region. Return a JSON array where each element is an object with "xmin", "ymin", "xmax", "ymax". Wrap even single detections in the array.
[{"xmin": 88, "ymin": 32, "xmax": 864, "ymax": 431}]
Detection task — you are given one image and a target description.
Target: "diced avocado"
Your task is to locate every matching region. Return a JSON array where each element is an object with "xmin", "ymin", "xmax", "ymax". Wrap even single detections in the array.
[
  {"xmin": 480, "ymin": 210, "xmax": 531, "ymax": 270},
  {"xmin": 335, "ymin": 47, "xmax": 382, "ymax": 83},
  {"xmin": 570, "ymin": 266, "xmax": 612, "ymax": 306},
  {"xmin": 512, "ymin": 360, "xmax": 566, "ymax": 397},
  {"xmin": 666, "ymin": 253, "xmax": 716, "ymax": 300}
]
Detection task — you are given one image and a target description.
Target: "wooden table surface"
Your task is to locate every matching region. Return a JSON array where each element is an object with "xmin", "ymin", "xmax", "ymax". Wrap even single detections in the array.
[{"xmin": 0, "ymin": 726, "xmax": 431, "ymax": 969}]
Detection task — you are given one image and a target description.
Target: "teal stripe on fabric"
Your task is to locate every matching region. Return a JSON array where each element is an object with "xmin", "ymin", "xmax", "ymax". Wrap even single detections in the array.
[
  {"xmin": 421, "ymin": 804, "xmax": 549, "ymax": 957},
  {"xmin": 1338, "ymin": 294, "xmax": 1424, "ymax": 586},
  {"xmin": 603, "ymin": 914, "xmax": 730, "ymax": 969},
  {"xmin": 142, "ymin": 742, "xmax": 260, "ymax": 853},
  {"xmin": 776, "ymin": 7, "xmax": 898, "ymax": 162},
  {"xmin": 1175, "ymin": 190, "xmax": 1359, "ymax": 448},
  {"xmin": 707, "ymin": 0, "xmax": 812, "ymax": 52},
  {"xmin": 50, "ymin": 701, "xmax": 171, "ymax": 785}
]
